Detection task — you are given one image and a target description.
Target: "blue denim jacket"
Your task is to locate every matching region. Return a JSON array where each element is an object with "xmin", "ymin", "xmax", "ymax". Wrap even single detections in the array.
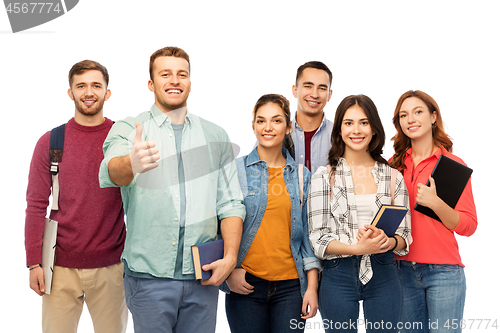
[{"xmin": 220, "ymin": 147, "xmax": 321, "ymax": 296}]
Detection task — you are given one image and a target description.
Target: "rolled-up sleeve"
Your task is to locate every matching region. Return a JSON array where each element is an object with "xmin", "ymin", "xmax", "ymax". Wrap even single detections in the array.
[
  {"xmin": 215, "ymin": 132, "xmax": 245, "ymax": 221},
  {"xmin": 452, "ymin": 177, "xmax": 477, "ymax": 237},
  {"xmin": 99, "ymin": 119, "xmax": 135, "ymax": 188}
]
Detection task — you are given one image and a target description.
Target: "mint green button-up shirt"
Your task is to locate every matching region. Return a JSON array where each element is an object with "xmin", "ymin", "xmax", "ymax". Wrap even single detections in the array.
[{"xmin": 99, "ymin": 105, "xmax": 245, "ymax": 278}]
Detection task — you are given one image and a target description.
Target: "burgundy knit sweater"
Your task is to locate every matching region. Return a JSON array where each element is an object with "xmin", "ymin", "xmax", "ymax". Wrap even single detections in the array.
[{"xmin": 25, "ymin": 118, "xmax": 126, "ymax": 268}]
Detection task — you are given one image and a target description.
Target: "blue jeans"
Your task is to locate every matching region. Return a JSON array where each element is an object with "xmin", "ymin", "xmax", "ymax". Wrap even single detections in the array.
[
  {"xmin": 225, "ymin": 273, "xmax": 305, "ymax": 333},
  {"xmin": 123, "ymin": 274, "xmax": 219, "ymax": 333},
  {"xmin": 397, "ymin": 260, "xmax": 467, "ymax": 333},
  {"xmin": 319, "ymin": 252, "xmax": 401, "ymax": 332}
]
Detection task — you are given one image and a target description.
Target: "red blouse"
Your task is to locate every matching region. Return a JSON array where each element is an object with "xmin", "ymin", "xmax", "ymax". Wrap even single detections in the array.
[{"xmin": 397, "ymin": 148, "xmax": 477, "ymax": 266}]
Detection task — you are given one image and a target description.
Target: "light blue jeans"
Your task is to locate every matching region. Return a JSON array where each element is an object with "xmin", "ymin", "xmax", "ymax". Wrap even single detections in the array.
[
  {"xmin": 123, "ymin": 274, "xmax": 219, "ymax": 333},
  {"xmin": 397, "ymin": 260, "xmax": 467, "ymax": 333}
]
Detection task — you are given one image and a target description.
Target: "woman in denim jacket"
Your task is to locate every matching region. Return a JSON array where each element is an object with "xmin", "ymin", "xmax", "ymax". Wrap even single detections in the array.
[{"xmin": 221, "ymin": 94, "xmax": 321, "ymax": 333}]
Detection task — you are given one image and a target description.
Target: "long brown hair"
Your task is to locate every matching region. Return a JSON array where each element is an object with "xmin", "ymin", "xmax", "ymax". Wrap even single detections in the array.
[
  {"xmin": 390, "ymin": 90, "xmax": 453, "ymax": 173},
  {"xmin": 328, "ymin": 95, "xmax": 387, "ymax": 174},
  {"xmin": 253, "ymin": 94, "xmax": 293, "ymax": 155}
]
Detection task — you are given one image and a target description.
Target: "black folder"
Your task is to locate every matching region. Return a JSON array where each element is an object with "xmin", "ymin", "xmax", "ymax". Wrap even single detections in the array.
[{"xmin": 414, "ymin": 155, "xmax": 472, "ymax": 222}]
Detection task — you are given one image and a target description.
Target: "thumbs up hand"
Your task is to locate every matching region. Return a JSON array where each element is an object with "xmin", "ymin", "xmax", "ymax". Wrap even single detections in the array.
[
  {"xmin": 130, "ymin": 123, "xmax": 160, "ymax": 175},
  {"xmin": 416, "ymin": 176, "xmax": 438, "ymax": 210}
]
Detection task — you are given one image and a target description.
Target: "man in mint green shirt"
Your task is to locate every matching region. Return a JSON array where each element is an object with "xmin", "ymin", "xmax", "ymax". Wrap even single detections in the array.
[{"xmin": 99, "ymin": 47, "xmax": 244, "ymax": 333}]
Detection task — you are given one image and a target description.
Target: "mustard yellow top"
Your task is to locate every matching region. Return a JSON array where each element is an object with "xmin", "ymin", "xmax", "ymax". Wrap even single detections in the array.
[{"xmin": 241, "ymin": 166, "xmax": 299, "ymax": 281}]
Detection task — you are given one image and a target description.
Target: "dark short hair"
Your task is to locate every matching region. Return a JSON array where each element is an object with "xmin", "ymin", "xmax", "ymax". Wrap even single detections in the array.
[
  {"xmin": 68, "ymin": 60, "xmax": 109, "ymax": 86},
  {"xmin": 149, "ymin": 46, "xmax": 190, "ymax": 81},
  {"xmin": 296, "ymin": 61, "xmax": 332, "ymax": 87}
]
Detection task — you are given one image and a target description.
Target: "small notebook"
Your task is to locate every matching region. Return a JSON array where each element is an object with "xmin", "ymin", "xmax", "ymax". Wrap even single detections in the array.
[
  {"xmin": 191, "ymin": 239, "xmax": 224, "ymax": 281},
  {"xmin": 371, "ymin": 205, "xmax": 408, "ymax": 236},
  {"xmin": 414, "ymin": 155, "xmax": 473, "ymax": 222},
  {"xmin": 42, "ymin": 218, "xmax": 58, "ymax": 294}
]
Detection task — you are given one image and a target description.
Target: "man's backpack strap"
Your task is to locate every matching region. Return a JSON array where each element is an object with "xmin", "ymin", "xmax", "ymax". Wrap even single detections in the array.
[{"xmin": 49, "ymin": 124, "xmax": 65, "ymax": 211}]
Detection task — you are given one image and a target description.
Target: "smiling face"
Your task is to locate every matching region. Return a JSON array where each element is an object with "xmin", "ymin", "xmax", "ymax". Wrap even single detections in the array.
[
  {"xmin": 340, "ymin": 104, "xmax": 373, "ymax": 154},
  {"xmin": 398, "ymin": 96, "xmax": 437, "ymax": 141},
  {"xmin": 68, "ymin": 69, "xmax": 110, "ymax": 118},
  {"xmin": 253, "ymin": 102, "xmax": 291, "ymax": 151},
  {"xmin": 148, "ymin": 56, "xmax": 191, "ymax": 113},
  {"xmin": 292, "ymin": 67, "xmax": 332, "ymax": 117}
]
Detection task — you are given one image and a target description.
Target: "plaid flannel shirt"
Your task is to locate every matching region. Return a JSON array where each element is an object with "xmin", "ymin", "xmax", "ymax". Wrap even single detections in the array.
[{"xmin": 308, "ymin": 158, "xmax": 412, "ymax": 284}]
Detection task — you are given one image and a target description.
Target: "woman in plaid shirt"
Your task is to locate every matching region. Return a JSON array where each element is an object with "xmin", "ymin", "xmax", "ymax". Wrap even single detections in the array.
[{"xmin": 308, "ymin": 94, "xmax": 412, "ymax": 332}]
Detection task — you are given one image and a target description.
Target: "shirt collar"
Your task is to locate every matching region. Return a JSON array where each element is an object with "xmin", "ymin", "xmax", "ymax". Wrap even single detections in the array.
[
  {"xmin": 149, "ymin": 104, "xmax": 192, "ymax": 127},
  {"xmin": 292, "ymin": 112, "xmax": 327, "ymax": 132},
  {"xmin": 337, "ymin": 157, "xmax": 386, "ymax": 179},
  {"xmin": 405, "ymin": 146, "xmax": 444, "ymax": 161}
]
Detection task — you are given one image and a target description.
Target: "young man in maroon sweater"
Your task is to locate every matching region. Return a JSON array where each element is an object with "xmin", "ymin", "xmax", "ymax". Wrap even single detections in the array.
[{"xmin": 25, "ymin": 60, "xmax": 127, "ymax": 333}]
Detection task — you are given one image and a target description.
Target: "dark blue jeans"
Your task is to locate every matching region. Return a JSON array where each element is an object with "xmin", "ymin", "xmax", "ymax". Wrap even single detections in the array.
[
  {"xmin": 319, "ymin": 252, "xmax": 401, "ymax": 332},
  {"xmin": 225, "ymin": 273, "xmax": 305, "ymax": 333}
]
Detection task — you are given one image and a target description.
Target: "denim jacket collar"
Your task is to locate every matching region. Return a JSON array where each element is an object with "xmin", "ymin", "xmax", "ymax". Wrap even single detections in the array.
[{"xmin": 245, "ymin": 146, "xmax": 297, "ymax": 173}]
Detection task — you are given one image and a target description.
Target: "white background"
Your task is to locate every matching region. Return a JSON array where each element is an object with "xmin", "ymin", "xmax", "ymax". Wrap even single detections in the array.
[{"xmin": 1, "ymin": 1, "xmax": 498, "ymax": 332}]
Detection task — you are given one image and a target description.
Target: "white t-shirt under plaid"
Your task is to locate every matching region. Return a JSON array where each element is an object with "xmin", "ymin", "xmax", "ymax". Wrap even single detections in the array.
[{"xmin": 307, "ymin": 158, "xmax": 412, "ymax": 284}]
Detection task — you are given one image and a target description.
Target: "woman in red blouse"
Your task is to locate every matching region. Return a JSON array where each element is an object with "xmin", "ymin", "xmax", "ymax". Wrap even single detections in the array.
[{"xmin": 390, "ymin": 90, "xmax": 477, "ymax": 333}]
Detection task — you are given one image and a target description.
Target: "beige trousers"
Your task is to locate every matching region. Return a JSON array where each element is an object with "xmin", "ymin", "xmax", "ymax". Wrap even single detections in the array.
[{"xmin": 42, "ymin": 263, "xmax": 128, "ymax": 333}]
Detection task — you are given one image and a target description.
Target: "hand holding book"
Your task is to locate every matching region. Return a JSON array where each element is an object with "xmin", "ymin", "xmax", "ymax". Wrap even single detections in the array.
[
  {"xmin": 356, "ymin": 225, "xmax": 392, "ymax": 254},
  {"xmin": 201, "ymin": 256, "xmax": 236, "ymax": 287},
  {"xmin": 416, "ymin": 175, "xmax": 462, "ymax": 230},
  {"xmin": 192, "ymin": 239, "xmax": 237, "ymax": 286},
  {"xmin": 416, "ymin": 176, "xmax": 439, "ymax": 211},
  {"xmin": 29, "ymin": 265, "xmax": 45, "ymax": 296},
  {"xmin": 414, "ymin": 155, "xmax": 473, "ymax": 223}
]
